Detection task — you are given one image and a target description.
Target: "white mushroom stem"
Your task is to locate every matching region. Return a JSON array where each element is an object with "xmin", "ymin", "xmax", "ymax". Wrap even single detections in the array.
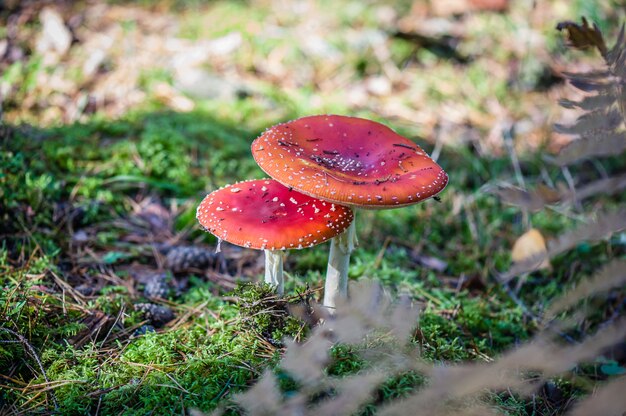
[
  {"xmin": 323, "ymin": 217, "xmax": 357, "ymax": 308},
  {"xmin": 264, "ymin": 250, "xmax": 284, "ymax": 296}
]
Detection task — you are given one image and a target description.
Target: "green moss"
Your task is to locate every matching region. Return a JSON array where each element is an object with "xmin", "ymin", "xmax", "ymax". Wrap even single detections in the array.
[
  {"xmin": 234, "ymin": 283, "xmax": 307, "ymax": 345},
  {"xmin": 326, "ymin": 345, "xmax": 366, "ymax": 376},
  {"xmin": 0, "ymin": 270, "xmax": 300, "ymax": 414},
  {"xmin": 360, "ymin": 372, "xmax": 426, "ymax": 416}
]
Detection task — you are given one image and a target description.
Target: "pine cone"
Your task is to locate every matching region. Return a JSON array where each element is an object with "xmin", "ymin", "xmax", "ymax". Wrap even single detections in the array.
[
  {"xmin": 133, "ymin": 325, "xmax": 156, "ymax": 337},
  {"xmin": 165, "ymin": 246, "xmax": 215, "ymax": 273},
  {"xmin": 134, "ymin": 303, "xmax": 175, "ymax": 327},
  {"xmin": 143, "ymin": 278, "xmax": 170, "ymax": 299}
]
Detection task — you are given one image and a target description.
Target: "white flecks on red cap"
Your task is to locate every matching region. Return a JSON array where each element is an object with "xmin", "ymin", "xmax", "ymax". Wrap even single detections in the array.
[
  {"xmin": 196, "ymin": 179, "xmax": 354, "ymax": 250},
  {"xmin": 251, "ymin": 115, "xmax": 448, "ymax": 209}
]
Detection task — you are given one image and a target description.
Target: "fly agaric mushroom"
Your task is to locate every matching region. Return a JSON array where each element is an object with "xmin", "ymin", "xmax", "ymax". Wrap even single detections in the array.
[
  {"xmin": 196, "ymin": 179, "xmax": 354, "ymax": 295},
  {"xmin": 251, "ymin": 115, "xmax": 448, "ymax": 307}
]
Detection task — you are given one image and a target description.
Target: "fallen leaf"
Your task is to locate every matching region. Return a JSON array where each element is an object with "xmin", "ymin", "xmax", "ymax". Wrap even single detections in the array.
[{"xmin": 511, "ymin": 228, "xmax": 550, "ymax": 270}]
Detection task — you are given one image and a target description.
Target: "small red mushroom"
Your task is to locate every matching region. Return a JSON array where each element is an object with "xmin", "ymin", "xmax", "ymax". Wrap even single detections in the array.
[
  {"xmin": 252, "ymin": 115, "xmax": 448, "ymax": 306},
  {"xmin": 196, "ymin": 179, "xmax": 354, "ymax": 295}
]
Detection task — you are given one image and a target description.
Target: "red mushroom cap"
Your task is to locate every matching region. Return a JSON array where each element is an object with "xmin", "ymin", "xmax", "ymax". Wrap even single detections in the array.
[
  {"xmin": 196, "ymin": 179, "xmax": 354, "ymax": 250},
  {"xmin": 251, "ymin": 115, "xmax": 448, "ymax": 208}
]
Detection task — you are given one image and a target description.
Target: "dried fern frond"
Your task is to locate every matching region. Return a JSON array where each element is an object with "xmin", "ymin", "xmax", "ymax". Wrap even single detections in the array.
[
  {"xmin": 557, "ymin": 17, "xmax": 608, "ymax": 56},
  {"xmin": 547, "ymin": 208, "xmax": 626, "ymax": 254},
  {"xmin": 373, "ymin": 317, "xmax": 626, "ymax": 416},
  {"xmin": 213, "ymin": 278, "xmax": 626, "ymax": 416},
  {"xmin": 554, "ymin": 130, "xmax": 626, "ymax": 166},
  {"xmin": 566, "ymin": 376, "xmax": 626, "ymax": 416},
  {"xmin": 555, "ymin": 19, "xmax": 626, "ymax": 165},
  {"xmin": 494, "ymin": 172, "xmax": 626, "ymax": 211},
  {"xmin": 545, "ymin": 259, "xmax": 626, "ymax": 319},
  {"xmin": 310, "ymin": 371, "xmax": 387, "ymax": 416},
  {"xmin": 493, "ymin": 183, "xmax": 563, "ymax": 212},
  {"xmin": 224, "ymin": 281, "xmax": 423, "ymax": 416},
  {"xmin": 280, "ymin": 334, "xmax": 334, "ymax": 386},
  {"xmin": 233, "ymin": 369, "xmax": 282, "ymax": 416}
]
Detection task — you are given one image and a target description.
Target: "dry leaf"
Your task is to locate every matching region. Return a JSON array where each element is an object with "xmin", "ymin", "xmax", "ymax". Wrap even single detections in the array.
[{"xmin": 511, "ymin": 229, "xmax": 550, "ymax": 270}]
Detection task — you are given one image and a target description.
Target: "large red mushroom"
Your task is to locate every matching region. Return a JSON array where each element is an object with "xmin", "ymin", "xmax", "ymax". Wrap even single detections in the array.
[
  {"xmin": 251, "ymin": 115, "xmax": 448, "ymax": 307},
  {"xmin": 197, "ymin": 179, "xmax": 354, "ymax": 295}
]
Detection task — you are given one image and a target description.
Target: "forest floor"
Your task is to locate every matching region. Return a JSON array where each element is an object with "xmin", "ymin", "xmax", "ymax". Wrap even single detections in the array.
[{"xmin": 1, "ymin": 1, "xmax": 625, "ymax": 415}]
